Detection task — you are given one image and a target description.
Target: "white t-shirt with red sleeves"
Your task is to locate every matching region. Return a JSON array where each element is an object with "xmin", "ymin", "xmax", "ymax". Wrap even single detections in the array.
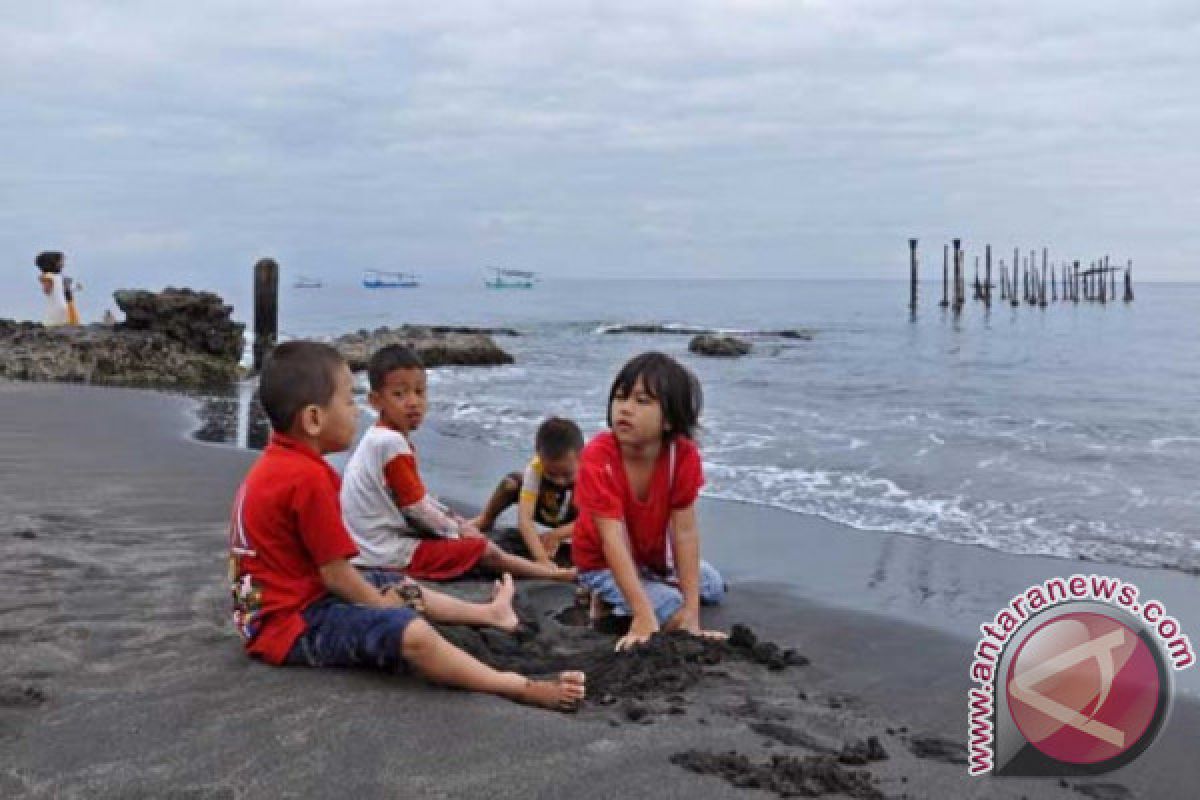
[{"xmin": 340, "ymin": 424, "xmax": 460, "ymax": 568}]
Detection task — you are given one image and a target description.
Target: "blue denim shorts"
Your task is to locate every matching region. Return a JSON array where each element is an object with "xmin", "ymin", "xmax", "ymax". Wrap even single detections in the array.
[
  {"xmin": 285, "ymin": 574, "xmax": 419, "ymax": 673},
  {"xmin": 577, "ymin": 560, "xmax": 726, "ymax": 625}
]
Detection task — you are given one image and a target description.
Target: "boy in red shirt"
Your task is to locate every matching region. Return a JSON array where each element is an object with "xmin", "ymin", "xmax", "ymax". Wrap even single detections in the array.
[
  {"xmin": 229, "ymin": 341, "xmax": 584, "ymax": 709},
  {"xmin": 573, "ymin": 351, "xmax": 727, "ymax": 651}
]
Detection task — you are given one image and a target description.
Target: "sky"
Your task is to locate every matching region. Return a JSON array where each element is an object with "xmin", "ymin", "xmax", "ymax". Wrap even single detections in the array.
[{"xmin": 3, "ymin": 0, "xmax": 1198, "ymax": 318}]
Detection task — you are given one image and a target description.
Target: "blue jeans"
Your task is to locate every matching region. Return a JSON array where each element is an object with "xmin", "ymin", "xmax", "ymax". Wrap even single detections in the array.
[
  {"xmin": 577, "ymin": 560, "xmax": 726, "ymax": 625},
  {"xmin": 285, "ymin": 571, "xmax": 418, "ymax": 672}
]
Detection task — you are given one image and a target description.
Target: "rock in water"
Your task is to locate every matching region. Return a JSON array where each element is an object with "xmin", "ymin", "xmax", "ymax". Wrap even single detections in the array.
[
  {"xmin": 334, "ymin": 326, "xmax": 514, "ymax": 369},
  {"xmin": 0, "ymin": 288, "xmax": 244, "ymax": 388},
  {"xmin": 689, "ymin": 334, "xmax": 752, "ymax": 358}
]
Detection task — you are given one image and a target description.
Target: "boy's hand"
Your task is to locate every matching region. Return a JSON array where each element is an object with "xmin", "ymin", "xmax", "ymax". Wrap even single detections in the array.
[
  {"xmin": 616, "ymin": 614, "xmax": 660, "ymax": 652},
  {"xmin": 539, "ymin": 531, "xmax": 563, "ymax": 560}
]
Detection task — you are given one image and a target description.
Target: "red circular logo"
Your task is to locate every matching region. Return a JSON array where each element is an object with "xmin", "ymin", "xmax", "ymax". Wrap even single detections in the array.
[{"xmin": 1005, "ymin": 611, "xmax": 1163, "ymax": 765}]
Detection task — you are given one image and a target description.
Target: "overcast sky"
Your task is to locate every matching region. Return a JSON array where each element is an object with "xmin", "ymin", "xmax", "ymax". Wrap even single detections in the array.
[{"xmin": 3, "ymin": 0, "xmax": 1198, "ymax": 317}]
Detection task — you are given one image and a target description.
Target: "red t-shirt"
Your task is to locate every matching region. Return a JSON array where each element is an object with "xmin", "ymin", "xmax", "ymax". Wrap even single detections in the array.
[
  {"xmin": 571, "ymin": 431, "xmax": 705, "ymax": 573},
  {"xmin": 228, "ymin": 433, "xmax": 359, "ymax": 665}
]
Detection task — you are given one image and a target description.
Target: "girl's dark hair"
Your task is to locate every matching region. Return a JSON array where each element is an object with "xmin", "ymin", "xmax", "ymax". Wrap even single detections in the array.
[
  {"xmin": 607, "ymin": 351, "xmax": 703, "ymax": 440},
  {"xmin": 35, "ymin": 251, "xmax": 64, "ymax": 273},
  {"xmin": 258, "ymin": 341, "xmax": 347, "ymax": 433},
  {"xmin": 367, "ymin": 345, "xmax": 424, "ymax": 390},
  {"xmin": 535, "ymin": 417, "xmax": 584, "ymax": 460}
]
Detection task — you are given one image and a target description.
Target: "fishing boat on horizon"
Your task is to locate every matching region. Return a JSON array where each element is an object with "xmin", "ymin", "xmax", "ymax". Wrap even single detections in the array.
[
  {"xmin": 292, "ymin": 275, "xmax": 323, "ymax": 289},
  {"xmin": 485, "ymin": 267, "xmax": 537, "ymax": 289},
  {"xmin": 363, "ymin": 269, "xmax": 420, "ymax": 288}
]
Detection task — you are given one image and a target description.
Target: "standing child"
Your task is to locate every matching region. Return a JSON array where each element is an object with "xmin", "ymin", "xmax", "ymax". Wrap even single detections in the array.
[
  {"xmin": 573, "ymin": 351, "xmax": 727, "ymax": 651},
  {"xmin": 35, "ymin": 251, "xmax": 69, "ymax": 327},
  {"xmin": 341, "ymin": 345, "xmax": 576, "ymax": 583},
  {"xmin": 228, "ymin": 341, "xmax": 584, "ymax": 709},
  {"xmin": 472, "ymin": 417, "xmax": 583, "ymax": 567}
]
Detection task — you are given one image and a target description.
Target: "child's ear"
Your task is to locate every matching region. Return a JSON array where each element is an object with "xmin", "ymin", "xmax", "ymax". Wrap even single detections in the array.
[{"xmin": 299, "ymin": 405, "xmax": 323, "ymax": 438}]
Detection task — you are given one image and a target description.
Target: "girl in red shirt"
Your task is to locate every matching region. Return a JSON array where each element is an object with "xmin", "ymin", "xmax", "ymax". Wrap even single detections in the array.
[{"xmin": 573, "ymin": 351, "xmax": 727, "ymax": 651}]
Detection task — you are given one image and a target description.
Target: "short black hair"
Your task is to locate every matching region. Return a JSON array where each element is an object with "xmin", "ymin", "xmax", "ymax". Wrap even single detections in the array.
[
  {"xmin": 367, "ymin": 345, "xmax": 424, "ymax": 390},
  {"xmin": 35, "ymin": 251, "xmax": 63, "ymax": 273},
  {"xmin": 258, "ymin": 341, "xmax": 347, "ymax": 433},
  {"xmin": 535, "ymin": 417, "xmax": 584, "ymax": 460},
  {"xmin": 607, "ymin": 351, "xmax": 703, "ymax": 440}
]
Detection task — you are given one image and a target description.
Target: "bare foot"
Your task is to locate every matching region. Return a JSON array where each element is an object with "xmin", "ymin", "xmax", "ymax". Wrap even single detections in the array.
[
  {"xmin": 487, "ymin": 573, "xmax": 520, "ymax": 632},
  {"xmin": 513, "ymin": 671, "xmax": 586, "ymax": 710}
]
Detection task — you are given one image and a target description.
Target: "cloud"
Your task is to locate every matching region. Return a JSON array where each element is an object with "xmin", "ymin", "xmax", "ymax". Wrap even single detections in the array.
[{"xmin": 1, "ymin": 0, "xmax": 1197, "ymax": 316}]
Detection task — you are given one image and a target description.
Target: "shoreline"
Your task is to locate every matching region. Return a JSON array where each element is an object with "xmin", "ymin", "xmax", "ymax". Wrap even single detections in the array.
[{"xmin": 2, "ymin": 380, "xmax": 1196, "ymax": 798}]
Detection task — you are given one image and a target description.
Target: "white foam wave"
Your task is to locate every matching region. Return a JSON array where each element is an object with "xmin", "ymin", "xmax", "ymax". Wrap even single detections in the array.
[{"xmin": 1150, "ymin": 436, "xmax": 1200, "ymax": 451}]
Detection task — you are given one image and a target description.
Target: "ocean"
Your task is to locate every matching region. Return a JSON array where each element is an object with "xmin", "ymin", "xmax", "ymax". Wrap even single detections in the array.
[{"xmin": 197, "ymin": 277, "xmax": 1200, "ymax": 575}]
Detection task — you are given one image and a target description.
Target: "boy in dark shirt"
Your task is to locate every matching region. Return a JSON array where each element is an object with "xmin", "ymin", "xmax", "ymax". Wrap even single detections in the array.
[{"xmin": 473, "ymin": 417, "xmax": 583, "ymax": 566}]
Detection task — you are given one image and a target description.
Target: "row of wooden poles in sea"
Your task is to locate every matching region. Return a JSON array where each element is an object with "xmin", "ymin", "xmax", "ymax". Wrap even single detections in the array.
[{"xmin": 906, "ymin": 239, "xmax": 1135, "ymax": 312}]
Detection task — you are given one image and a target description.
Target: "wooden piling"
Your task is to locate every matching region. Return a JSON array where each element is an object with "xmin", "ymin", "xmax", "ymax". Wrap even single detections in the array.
[
  {"xmin": 1108, "ymin": 255, "xmax": 1115, "ymax": 300},
  {"xmin": 941, "ymin": 244, "xmax": 949, "ymax": 307},
  {"xmin": 984, "ymin": 245, "xmax": 993, "ymax": 305},
  {"xmin": 952, "ymin": 239, "xmax": 963, "ymax": 310},
  {"xmin": 909, "ymin": 238, "xmax": 918, "ymax": 312},
  {"xmin": 253, "ymin": 257, "xmax": 279, "ymax": 372},
  {"xmin": 1073, "ymin": 260, "xmax": 1080, "ymax": 302},
  {"xmin": 1124, "ymin": 259, "xmax": 1134, "ymax": 302}
]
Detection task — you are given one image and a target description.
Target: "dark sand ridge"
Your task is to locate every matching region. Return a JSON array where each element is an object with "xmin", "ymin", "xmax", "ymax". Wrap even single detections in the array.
[{"xmin": 0, "ymin": 382, "xmax": 1193, "ymax": 798}]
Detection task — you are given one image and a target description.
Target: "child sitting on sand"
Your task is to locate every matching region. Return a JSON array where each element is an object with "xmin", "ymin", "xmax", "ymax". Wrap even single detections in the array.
[
  {"xmin": 228, "ymin": 341, "xmax": 584, "ymax": 709},
  {"xmin": 574, "ymin": 351, "xmax": 727, "ymax": 651},
  {"xmin": 340, "ymin": 345, "xmax": 575, "ymax": 583},
  {"xmin": 472, "ymin": 417, "xmax": 583, "ymax": 567}
]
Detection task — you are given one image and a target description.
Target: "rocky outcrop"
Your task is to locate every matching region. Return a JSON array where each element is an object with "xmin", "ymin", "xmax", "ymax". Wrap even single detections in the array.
[
  {"xmin": 114, "ymin": 288, "xmax": 243, "ymax": 361},
  {"xmin": 689, "ymin": 334, "xmax": 752, "ymax": 357},
  {"xmin": 0, "ymin": 289, "xmax": 244, "ymax": 388},
  {"xmin": 333, "ymin": 326, "xmax": 514, "ymax": 370}
]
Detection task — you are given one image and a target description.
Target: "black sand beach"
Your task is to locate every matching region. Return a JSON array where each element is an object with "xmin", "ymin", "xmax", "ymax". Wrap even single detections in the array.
[{"xmin": 1, "ymin": 382, "xmax": 1196, "ymax": 798}]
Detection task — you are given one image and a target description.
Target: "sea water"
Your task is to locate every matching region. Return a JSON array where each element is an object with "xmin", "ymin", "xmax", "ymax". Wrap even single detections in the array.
[{"xmin": 213, "ymin": 277, "xmax": 1200, "ymax": 574}]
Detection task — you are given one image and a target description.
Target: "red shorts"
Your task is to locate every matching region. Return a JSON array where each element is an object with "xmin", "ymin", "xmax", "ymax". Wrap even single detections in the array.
[{"xmin": 405, "ymin": 537, "xmax": 489, "ymax": 580}]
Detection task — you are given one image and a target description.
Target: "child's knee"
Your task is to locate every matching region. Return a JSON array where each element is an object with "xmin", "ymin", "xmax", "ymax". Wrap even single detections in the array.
[
  {"xmin": 699, "ymin": 562, "xmax": 726, "ymax": 605},
  {"xmin": 501, "ymin": 472, "xmax": 522, "ymax": 494},
  {"xmin": 400, "ymin": 617, "xmax": 437, "ymax": 661}
]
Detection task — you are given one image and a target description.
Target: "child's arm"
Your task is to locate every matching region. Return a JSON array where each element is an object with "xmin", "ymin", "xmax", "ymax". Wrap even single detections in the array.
[
  {"xmin": 516, "ymin": 490, "xmax": 551, "ymax": 563},
  {"xmin": 669, "ymin": 505, "xmax": 724, "ymax": 639},
  {"xmin": 399, "ymin": 494, "xmax": 463, "ymax": 539},
  {"xmin": 596, "ymin": 515, "xmax": 659, "ymax": 651},
  {"xmin": 382, "ymin": 448, "xmax": 463, "ymax": 539},
  {"xmin": 318, "ymin": 558, "xmax": 406, "ymax": 608}
]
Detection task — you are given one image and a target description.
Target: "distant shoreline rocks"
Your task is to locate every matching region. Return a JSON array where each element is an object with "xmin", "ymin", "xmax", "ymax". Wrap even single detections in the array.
[
  {"xmin": 598, "ymin": 323, "xmax": 814, "ymax": 340},
  {"xmin": 0, "ymin": 288, "xmax": 243, "ymax": 388}
]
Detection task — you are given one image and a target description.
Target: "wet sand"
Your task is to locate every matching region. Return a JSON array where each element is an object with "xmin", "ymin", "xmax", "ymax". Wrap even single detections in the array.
[{"xmin": 1, "ymin": 381, "xmax": 1196, "ymax": 798}]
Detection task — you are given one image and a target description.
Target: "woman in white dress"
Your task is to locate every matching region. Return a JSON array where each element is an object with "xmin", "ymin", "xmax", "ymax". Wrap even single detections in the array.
[{"xmin": 36, "ymin": 251, "xmax": 69, "ymax": 326}]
